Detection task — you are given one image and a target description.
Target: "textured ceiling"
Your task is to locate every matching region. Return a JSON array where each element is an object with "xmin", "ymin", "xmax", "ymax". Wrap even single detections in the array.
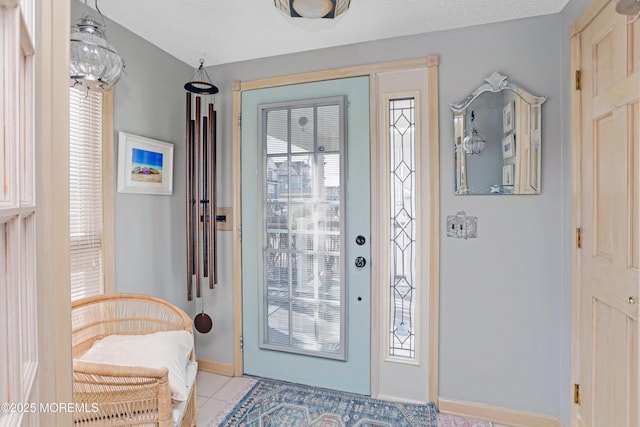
[{"xmin": 91, "ymin": 0, "xmax": 571, "ymax": 68}]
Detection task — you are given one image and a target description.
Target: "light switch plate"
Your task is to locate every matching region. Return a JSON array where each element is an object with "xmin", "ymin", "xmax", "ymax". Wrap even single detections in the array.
[{"xmin": 446, "ymin": 211, "xmax": 477, "ymax": 239}]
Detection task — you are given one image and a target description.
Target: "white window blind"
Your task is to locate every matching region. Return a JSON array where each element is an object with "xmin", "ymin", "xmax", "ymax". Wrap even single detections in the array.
[{"xmin": 69, "ymin": 87, "xmax": 104, "ymax": 301}]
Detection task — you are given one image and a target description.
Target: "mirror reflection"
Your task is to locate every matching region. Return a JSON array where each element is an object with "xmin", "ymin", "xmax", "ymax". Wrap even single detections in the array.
[{"xmin": 450, "ymin": 72, "xmax": 546, "ymax": 195}]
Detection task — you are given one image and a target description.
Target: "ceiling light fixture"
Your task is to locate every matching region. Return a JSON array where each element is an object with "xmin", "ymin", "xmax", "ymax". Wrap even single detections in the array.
[
  {"xmin": 70, "ymin": 0, "xmax": 125, "ymax": 92},
  {"xmin": 274, "ymin": 0, "xmax": 352, "ymax": 19}
]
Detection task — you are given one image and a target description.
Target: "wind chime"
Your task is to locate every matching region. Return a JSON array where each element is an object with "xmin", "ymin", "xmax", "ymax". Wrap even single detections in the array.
[{"xmin": 184, "ymin": 59, "xmax": 218, "ymax": 333}]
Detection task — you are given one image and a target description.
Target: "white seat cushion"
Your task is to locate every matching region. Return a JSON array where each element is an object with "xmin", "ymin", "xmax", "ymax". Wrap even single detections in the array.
[
  {"xmin": 172, "ymin": 360, "xmax": 197, "ymax": 426},
  {"xmin": 80, "ymin": 330, "xmax": 194, "ymax": 402}
]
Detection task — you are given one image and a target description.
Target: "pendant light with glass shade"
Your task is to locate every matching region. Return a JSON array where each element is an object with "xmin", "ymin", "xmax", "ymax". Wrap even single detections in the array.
[
  {"xmin": 70, "ymin": 0, "xmax": 125, "ymax": 92},
  {"xmin": 461, "ymin": 111, "xmax": 486, "ymax": 155}
]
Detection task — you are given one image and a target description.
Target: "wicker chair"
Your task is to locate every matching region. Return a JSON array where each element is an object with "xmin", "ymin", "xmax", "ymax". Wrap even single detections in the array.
[{"xmin": 71, "ymin": 293, "xmax": 197, "ymax": 427}]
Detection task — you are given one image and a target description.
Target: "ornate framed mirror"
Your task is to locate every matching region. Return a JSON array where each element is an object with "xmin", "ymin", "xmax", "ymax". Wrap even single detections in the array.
[{"xmin": 450, "ymin": 72, "xmax": 546, "ymax": 195}]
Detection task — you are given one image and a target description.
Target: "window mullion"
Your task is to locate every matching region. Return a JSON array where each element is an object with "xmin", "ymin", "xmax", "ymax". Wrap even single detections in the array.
[{"xmin": 1, "ymin": 2, "xmax": 39, "ymax": 423}]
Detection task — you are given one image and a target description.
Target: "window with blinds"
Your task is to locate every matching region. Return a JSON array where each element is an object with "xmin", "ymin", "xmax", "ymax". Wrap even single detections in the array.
[
  {"xmin": 259, "ymin": 97, "xmax": 347, "ymax": 360},
  {"xmin": 69, "ymin": 87, "xmax": 104, "ymax": 300}
]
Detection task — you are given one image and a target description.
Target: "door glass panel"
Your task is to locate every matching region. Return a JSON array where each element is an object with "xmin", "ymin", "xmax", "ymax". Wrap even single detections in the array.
[
  {"xmin": 289, "ymin": 154, "xmax": 314, "ymax": 198},
  {"xmin": 261, "ymin": 97, "xmax": 346, "ymax": 360},
  {"xmin": 291, "ymin": 107, "xmax": 315, "ymax": 153},
  {"xmin": 266, "ymin": 111, "xmax": 288, "ymax": 154},
  {"xmin": 317, "ymin": 105, "xmax": 341, "ymax": 152}
]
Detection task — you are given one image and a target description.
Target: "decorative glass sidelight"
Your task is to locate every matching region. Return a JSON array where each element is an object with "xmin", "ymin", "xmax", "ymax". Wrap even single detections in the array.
[
  {"xmin": 259, "ymin": 97, "xmax": 346, "ymax": 360},
  {"xmin": 388, "ymin": 97, "xmax": 416, "ymax": 359}
]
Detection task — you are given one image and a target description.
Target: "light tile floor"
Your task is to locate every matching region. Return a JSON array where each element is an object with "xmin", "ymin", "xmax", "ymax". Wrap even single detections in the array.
[
  {"xmin": 195, "ymin": 371, "xmax": 515, "ymax": 427},
  {"xmin": 195, "ymin": 371, "xmax": 256, "ymax": 426}
]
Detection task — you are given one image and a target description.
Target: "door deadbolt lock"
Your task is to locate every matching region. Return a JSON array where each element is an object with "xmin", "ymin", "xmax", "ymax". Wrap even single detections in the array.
[
  {"xmin": 355, "ymin": 256, "xmax": 366, "ymax": 268},
  {"xmin": 629, "ymin": 296, "xmax": 639, "ymax": 305},
  {"xmin": 355, "ymin": 235, "xmax": 366, "ymax": 246}
]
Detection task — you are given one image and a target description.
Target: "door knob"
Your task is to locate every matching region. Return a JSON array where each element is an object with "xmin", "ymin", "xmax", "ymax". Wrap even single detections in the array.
[
  {"xmin": 629, "ymin": 296, "xmax": 639, "ymax": 305},
  {"xmin": 355, "ymin": 256, "xmax": 366, "ymax": 268}
]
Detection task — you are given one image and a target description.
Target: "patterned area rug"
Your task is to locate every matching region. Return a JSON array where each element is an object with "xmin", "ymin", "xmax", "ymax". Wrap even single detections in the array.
[{"xmin": 217, "ymin": 378, "xmax": 438, "ymax": 427}]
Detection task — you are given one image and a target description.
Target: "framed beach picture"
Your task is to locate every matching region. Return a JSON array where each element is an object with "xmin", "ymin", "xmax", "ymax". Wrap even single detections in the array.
[
  {"xmin": 502, "ymin": 164, "xmax": 514, "ymax": 186},
  {"xmin": 117, "ymin": 132, "xmax": 174, "ymax": 195},
  {"xmin": 503, "ymin": 101, "xmax": 515, "ymax": 133},
  {"xmin": 502, "ymin": 134, "xmax": 515, "ymax": 159}
]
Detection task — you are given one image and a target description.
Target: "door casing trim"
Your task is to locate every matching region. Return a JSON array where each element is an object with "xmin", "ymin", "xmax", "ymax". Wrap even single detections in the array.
[{"xmin": 232, "ymin": 56, "xmax": 440, "ymax": 403}]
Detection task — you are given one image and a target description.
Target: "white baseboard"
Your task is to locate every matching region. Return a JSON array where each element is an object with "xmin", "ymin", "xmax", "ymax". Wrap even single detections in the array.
[
  {"xmin": 438, "ymin": 398, "xmax": 564, "ymax": 427},
  {"xmin": 196, "ymin": 358, "xmax": 235, "ymax": 377},
  {"xmin": 374, "ymin": 393, "xmax": 428, "ymax": 405}
]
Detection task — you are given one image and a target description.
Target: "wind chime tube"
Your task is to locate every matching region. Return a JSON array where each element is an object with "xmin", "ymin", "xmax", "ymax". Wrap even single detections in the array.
[
  {"xmin": 185, "ymin": 92, "xmax": 193, "ymax": 301},
  {"xmin": 202, "ymin": 115, "xmax": 210, "ymax": 280},
  {"xmin": 194, "ymin": 96, "xmax": 202, "ymax": 298},
  {"xmin": 185, "ymin": 81, "xmax": 218, "ymax": 300},
  {"xmin": 190, "ymin": 118, "xmax": 197, "ymax": 291},
  {"xmin": 208, "ymin": 104, "xmax": 217, "ymax": 287},
  {"xmin": 190, "ymin": 119, "xmax": 198, "ymax": 286}
]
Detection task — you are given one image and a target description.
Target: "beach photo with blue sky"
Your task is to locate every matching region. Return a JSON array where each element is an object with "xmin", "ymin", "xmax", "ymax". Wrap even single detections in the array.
[{"xmin": 131, "ymin": 148, "xmax": 163, "ymax": 183}]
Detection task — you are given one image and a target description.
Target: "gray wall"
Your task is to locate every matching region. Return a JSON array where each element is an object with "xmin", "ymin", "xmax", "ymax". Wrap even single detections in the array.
[
  {"xmin": 109, "ymin": 22, "xmax": 193, "ymax": 316},
  {"xmin": 78, "ymin": 0, "xmax": 597, "ymax": 424},
  {"xmin": 207, "ymin": 13, "xmax": 568, "ymax": 420},
  {"xmin": 210, "ymin": 10, "xmax": 584, "ymax": 421}
]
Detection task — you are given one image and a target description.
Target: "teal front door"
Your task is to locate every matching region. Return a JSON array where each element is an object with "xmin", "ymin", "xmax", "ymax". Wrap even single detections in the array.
[{"xmin": 241, "ymin": 77, "xmax": 370, "ymax": 394}]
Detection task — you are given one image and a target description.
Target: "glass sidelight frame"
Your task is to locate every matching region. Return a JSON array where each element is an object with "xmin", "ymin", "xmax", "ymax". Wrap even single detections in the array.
[
  {"xmin": 387, "ymin": 96, "xmax": 418, "ymax": 361},
  {"xmin": 257, "ymin": 96, "xmax": 348, "ymax": 361}
]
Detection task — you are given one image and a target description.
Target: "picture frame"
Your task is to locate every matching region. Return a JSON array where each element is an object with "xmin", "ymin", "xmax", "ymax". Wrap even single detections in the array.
[
  {"xmin": 502, "ymin": 134, "xmax": 515, "ymax": 159},
  {"xmin": 502, "ymin": 164, "xmax": 514, "ymax": 186},
  {"xmin": 503, "ymin": 101, "xmax": 515, "ymax": 133},
  {"xmin": 117, "ymin": 132, "xmax": 174, "ymax": 195}
]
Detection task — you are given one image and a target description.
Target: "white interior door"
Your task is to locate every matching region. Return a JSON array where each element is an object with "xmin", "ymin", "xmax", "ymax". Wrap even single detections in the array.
[
  {"xmin": 241, "ymin": 77, "xmax": 371, "ymax": 394},
  {"xmin": 575, "ymin": 3, "xmax": 639, "ymax": 425}
]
